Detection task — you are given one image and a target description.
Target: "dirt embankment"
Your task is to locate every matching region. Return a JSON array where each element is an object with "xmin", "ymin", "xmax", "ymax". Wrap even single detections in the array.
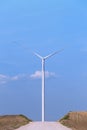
[
  {"xmin": 59, "ymin": 111, "xmax": 87, "ymax": 130},
  {"xmin": 0, "ymin": 114, "xmax": 32, "ymax": 130}
]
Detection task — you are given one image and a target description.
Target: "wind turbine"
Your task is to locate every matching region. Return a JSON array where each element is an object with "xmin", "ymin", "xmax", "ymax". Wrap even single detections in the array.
[{"xmin": 34, "ymin": 49, "xmax": 63, "ymax": 122}]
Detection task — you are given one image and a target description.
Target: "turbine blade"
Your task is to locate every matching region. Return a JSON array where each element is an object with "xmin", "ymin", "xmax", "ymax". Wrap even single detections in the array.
[
  {"xmin": 44, "ymin": 49, "xmax": 64, "ymax": 59},
  {"xmin": 34, "ymin": 52, "xmax": 43, "ymax": 59}
]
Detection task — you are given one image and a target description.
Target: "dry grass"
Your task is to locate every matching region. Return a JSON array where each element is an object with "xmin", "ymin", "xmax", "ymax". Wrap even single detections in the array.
[
  {"xmin": 59, "ymin": 111, "xmax": 87, "ymax": 130},
  {"xmin": 0, "ymin": 114, "xmax": 32, "ymax": 130}
]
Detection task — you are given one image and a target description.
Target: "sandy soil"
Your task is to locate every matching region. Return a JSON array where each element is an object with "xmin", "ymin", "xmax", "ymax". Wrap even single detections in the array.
[
  {"xmin": 15, "ymin": 122, "xmax": 72, "ymax": 130},
  {"xmin": 59, "ymin": 111, "xmax": 87, "ymax": 130},
  {"xmin": 0, "ymin": 115, "xmax": 31, "ymax": 130}
]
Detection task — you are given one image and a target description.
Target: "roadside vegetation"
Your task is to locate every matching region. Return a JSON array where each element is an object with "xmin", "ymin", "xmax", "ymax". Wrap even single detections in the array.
[
  {"xmin": 59, "ymin": 111, "xmax": 87, "ymax": 130},
  {"xmin": 0, "ymin": 114, "xmax": 32, "ymax": 130}
]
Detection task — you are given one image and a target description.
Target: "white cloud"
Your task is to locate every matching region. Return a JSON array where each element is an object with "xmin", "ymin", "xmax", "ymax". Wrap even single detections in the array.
[
  {"xmin": 11, "ymin": 76, "xmax": 19, "ymax": 81},
  {"xmin": 30, "ymin": 70, "xmax": 56, "ymax": 79},
  {"xmin": 0, "ymin": 71, "xmax": 56, "ymax": 85},
  {"xmin": 0, "ymin": 74, "xmax": 26, "ymax": 84},
  {"xmin": 11, "ymin": 74, "xmax": 26, "ymax": 81},
  {"xmin": 30, "ymin": 71, "xmax": 42, "ymax": 79},
  {"xmin": 0, "ymin": 74, "xmax": 9, "ymax": 84}
]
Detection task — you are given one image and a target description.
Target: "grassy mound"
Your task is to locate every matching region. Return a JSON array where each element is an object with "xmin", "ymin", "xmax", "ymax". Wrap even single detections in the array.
[
  {"xmin": 0, "ymin": 114, "xmax": 32, "ymax": 130},
  {"xmin": 59, "ymin": 111, "xmax": 87, "ymax": 130}
]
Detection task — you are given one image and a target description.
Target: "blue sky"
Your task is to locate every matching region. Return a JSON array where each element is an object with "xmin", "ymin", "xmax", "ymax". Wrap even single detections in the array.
[{"xmin": 0, "ymin": 0, "xmax": 87, "ymax": 121}]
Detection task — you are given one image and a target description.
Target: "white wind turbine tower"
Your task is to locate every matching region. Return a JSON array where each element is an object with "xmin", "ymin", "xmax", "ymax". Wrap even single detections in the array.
[{"xmin": 34, "ymin": 50, "xmax": 63, "ymax": 122}]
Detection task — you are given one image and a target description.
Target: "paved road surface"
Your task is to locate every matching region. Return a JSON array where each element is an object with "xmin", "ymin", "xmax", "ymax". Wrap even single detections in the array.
[{"xmin": 15, "ymin": 122, "xmax": 72, "ymax": 130}]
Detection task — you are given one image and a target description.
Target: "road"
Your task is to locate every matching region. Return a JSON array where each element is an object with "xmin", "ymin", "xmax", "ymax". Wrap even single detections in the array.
[{"xmin": 15, "ymin": 122, "xmax": 72, "ymax": 130}]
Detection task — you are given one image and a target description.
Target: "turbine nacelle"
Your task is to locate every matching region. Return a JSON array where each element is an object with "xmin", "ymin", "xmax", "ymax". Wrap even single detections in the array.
[{"xmin": 34, "ymin": 49, "xmax": 64, "ymax": 60}]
